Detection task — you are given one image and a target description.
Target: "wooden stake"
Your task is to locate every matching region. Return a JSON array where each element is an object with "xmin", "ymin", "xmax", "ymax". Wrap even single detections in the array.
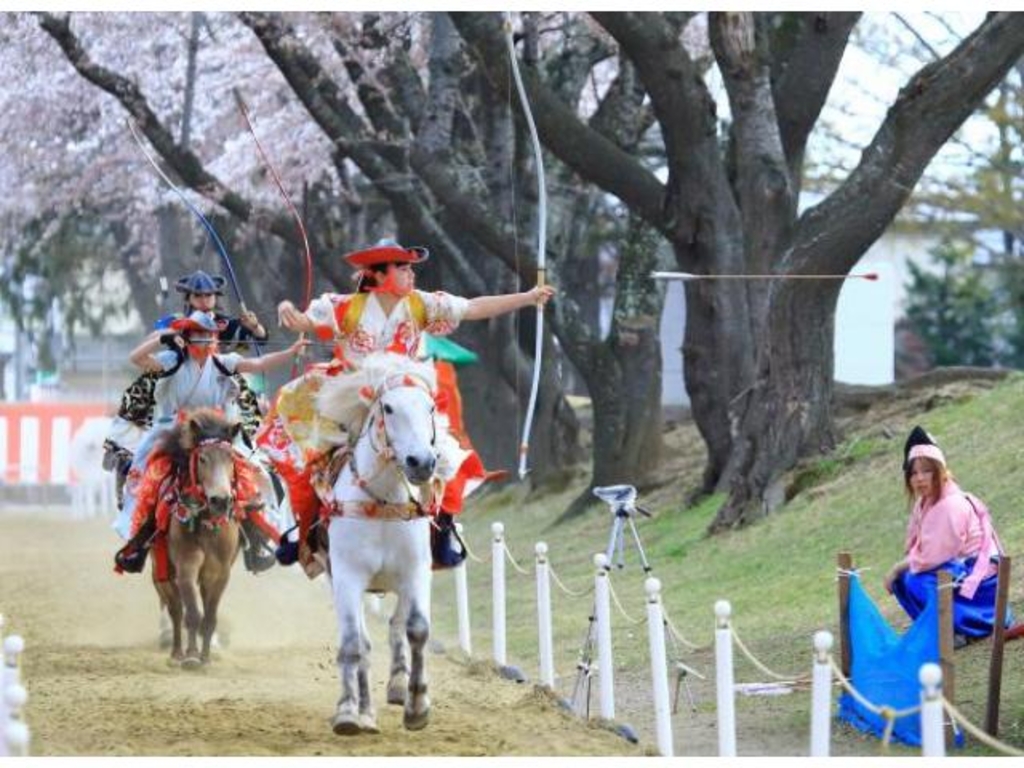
[
  {"xmin": 938, "ymin": 570, "xmax": 955, "ymax": 748},
  {"xmin": 985, "ymin": 556, "xmax": 1012, "ymax": 736},
  {"xmin": 837, "ymin": 552, "xmax": 853, "ymax": 677}
]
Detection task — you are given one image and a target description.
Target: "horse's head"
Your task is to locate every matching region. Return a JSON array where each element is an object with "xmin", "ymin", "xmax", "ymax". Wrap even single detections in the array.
[
  {"xmin": 180, "ymin": 410, "xmax": 243, "ymax": 517},
  {"xmin": 374, "ymin": 376, "xmax": 438, "ymax": 485},
  {"xmin": 317, "ymin": 353, "xmax": 440, "ymax": 491}
]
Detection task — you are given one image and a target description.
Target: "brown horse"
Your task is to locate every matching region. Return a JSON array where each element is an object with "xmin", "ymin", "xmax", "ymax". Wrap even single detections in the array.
[{"xmin": 150, "ymin": 409, "xmax": 244, "ymax": 668}]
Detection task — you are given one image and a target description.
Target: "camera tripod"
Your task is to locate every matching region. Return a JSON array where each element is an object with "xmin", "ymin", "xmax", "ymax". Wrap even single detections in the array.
[{"xmin": 569, "ymin": 485, "xmax": 698, "ymax": 723}]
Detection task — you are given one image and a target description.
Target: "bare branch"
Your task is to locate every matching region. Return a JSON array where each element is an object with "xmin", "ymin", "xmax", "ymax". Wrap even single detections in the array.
[
  {"xmin": 770, "ymin": 12, "xmax": 860, "ymax": 176},
  {"xmin": 791, "ymin": 12, "xmax": 1024, "ymax": 276}
]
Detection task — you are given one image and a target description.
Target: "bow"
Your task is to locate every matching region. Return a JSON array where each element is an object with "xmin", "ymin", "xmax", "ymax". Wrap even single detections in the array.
[
  {"xmin": 504, "ymin": 13, "xmax": 547, "ymax": 481},
  {"xmin": 233, "ymin": 90, "xmax": 314, "ymax": 313},
  {"xmin": 126, "ymin": 118, "xmax": 251, "ymax": 322}
]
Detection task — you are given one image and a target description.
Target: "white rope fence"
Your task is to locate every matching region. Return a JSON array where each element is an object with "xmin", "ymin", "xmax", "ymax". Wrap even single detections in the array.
[
  {"xmin": 449, "ymin": 524, "xmax": 1024, "ymax": 759},
  {"xmin": 547, "ymin": 561, "xmax": 591, "ymax": 598},
  {"xmin": 729, "ymin": 622, "xmax": 809, "ymax": 684}
]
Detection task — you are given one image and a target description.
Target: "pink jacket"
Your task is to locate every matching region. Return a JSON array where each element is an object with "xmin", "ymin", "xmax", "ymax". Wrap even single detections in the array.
[{"xmin": 905, "ymin": 480, "xmax": 1003, "ymax": 599}]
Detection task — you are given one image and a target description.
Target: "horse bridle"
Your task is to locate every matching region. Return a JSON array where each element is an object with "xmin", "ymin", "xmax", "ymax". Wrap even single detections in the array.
[
  {"xmin": 348, "ymin": 373, "xmax": 439, "ymax": 514},
  {"xmin": 180, "ymin": 437, "xmax": 237, "ymax": 527}
]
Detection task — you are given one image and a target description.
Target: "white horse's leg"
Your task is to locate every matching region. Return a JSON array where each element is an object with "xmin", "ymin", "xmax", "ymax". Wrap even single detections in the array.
[
  {"xmin": 400, "ymin": 519, "xmax": 432, "ymax": 731},
  {"xmin": 355, "ymin": 600, "xmax": 379, "ymax": 733},
  {"xmin": 387, "ymin": 594, "xmax": 410, "ymax": 706},
  {"xmin": 328, "ymin": 518, "xmax": 376, "ymax": 736},
  {"xmin": 330, "ymin": 575, "xmax": 365, "ymax": 734}
]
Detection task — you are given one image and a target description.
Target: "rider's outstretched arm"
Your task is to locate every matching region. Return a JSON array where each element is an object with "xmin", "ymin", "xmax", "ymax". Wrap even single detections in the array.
[
  {"xmin": 236, "ymin": 338, "xmax": 309, "ymax": 375},
  {"xmin": 463, "ymin": 285, "xmax": 555, "ymax": 321}
]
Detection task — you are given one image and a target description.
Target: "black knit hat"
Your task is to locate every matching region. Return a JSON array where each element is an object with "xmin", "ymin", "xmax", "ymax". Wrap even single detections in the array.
[{"xmin": 902, "ymin": 425, "xmax": 937, "ymax": 473}]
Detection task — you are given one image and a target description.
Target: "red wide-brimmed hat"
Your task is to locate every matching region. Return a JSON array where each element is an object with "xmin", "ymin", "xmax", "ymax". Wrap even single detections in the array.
[
  {"xmin": 342, "ymin": 238, "xmax": 429, "ymax": 269},
  {"xmin": 170, "ymin": 310, "xmax": 227, "ymax": 335}
]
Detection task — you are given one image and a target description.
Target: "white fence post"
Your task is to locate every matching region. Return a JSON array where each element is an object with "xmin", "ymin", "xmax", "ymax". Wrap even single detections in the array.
[
  {"xmin": 4, "ymin": 720, "xmax": 29, "ymax": 757},
  {"xmin": 593, "ymin": 553, "xmax": 614, "ymax": 720},
  {"xmin": 810, "ymin": 630, "xmax": 833, "ymax": 756},
  {"xmin": 454, "ymin": 522, "xmax": 472, "ymax": 657},
  {"xmin": 491, "ymin": 522, "xmax": 506, "ymax": 667},
  {"xmin": 714, "ymin": 600, "xmax": 737, "ymax": 756},
  {"xmin": 1, "ymin": 634, "xmax": 25, "ymax": 759},
  {"xmin": 645, "ymin": 578, "xmax": 673, "ymax": 757},
  {"xmin": 0, "ymin": 622, "xmax": 5, "ymax": 743},
  {"xmin": 534, "ymin": 543, "xmax": 554, "ymax": 689},
  {"xmin": 3, "ymin": 635, "xmax": 24, "ymax": 690},
  {"xmin": 3, "ymin": 684, "xmax": 29, "ymax": 757},
  {"xmin": 0, "ymin": 635, "xmax": 24, "ymax": 730},
  {"xmin": 919, "ymin": 663, "xmax": 945, "ymax": 757}
]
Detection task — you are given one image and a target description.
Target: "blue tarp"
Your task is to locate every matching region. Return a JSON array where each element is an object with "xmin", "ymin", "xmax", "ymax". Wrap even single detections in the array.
[{"xmin": 836, "ymin": 572, "xmax": 962, "ymax": 748}]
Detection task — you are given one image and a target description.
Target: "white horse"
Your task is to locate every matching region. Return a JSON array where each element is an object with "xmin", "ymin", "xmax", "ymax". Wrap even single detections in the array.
[{"xmin": 316, "ymin": 352, "xmax": 440, "ymax": 735}]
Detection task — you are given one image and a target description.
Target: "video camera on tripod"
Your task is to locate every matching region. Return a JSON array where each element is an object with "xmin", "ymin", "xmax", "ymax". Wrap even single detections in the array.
[{"xmin": 592, "ymin": 485, "xmax": 652, "ymax": 572}]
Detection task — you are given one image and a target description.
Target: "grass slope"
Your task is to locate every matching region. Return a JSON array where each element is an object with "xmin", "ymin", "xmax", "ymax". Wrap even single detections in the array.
[{"xmin": 430, "ymin": 373, "xmax": 1024, "ymax": 756}]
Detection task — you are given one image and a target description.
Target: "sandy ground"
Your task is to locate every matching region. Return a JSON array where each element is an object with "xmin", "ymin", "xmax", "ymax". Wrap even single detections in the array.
[{"xmin": 0, "ymin": 509, "xmax": 643, "ymax": 756}]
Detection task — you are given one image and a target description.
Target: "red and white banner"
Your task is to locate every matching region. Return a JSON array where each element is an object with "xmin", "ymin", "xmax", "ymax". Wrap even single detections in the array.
[{"xmin": 0, "ymin": 403, "xmax": 112, "ymax": 485}]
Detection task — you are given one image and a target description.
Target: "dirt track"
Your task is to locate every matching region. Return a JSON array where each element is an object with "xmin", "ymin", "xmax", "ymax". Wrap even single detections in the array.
[{"xmin": 0, "ymin": 509, "xmax": 642, "ymax": 756}]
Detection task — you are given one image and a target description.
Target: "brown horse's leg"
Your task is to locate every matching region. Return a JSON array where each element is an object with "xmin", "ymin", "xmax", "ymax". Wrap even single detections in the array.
[
  {"xmin": 167, "ymin": 584, "xmax": 184, "ymax": 661},
  {"xmin": 153, "ymin": 560, "xmax": 184, "ymax": 661},
  {"xmin": 172, "ymin": 533, "xmax": 205, "ymax": 667},
  {"xmin": 198, "ymin": 522, "xmax": 239, "ymax": 663},
  {"xmin": 199, "ymin": 569, "xmax": 229, "ymax": 663}
]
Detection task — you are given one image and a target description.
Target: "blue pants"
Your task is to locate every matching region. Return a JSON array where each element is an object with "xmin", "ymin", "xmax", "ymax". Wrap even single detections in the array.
[{"xmin": 892, "ymin": 558, "xmax": 1013, "ymax": 638}]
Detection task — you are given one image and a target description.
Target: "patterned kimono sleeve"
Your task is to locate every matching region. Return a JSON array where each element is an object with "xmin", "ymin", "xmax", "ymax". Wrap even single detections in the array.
[
  {"xmin": 421, "ymin": 291, "xmax": 470, "ymax": 336},
  {"xmin": 233, "ymin": 459, "xmax": 265, "ymax": 512},
  {"xmin": 305, "ymin": 292, "xmax": 348, "ymax": 341}
]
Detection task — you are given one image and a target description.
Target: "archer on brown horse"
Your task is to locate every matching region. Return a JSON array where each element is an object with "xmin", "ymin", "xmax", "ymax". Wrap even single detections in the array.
[{"xmin": 133, "ymin": 409, "xmax": 263, "ymax": 667}]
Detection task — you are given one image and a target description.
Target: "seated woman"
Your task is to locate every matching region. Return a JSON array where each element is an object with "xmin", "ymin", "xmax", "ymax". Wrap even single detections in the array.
[{"xmin": 883, "ymin": 426, "xmax": 1013, "ymax": 645}]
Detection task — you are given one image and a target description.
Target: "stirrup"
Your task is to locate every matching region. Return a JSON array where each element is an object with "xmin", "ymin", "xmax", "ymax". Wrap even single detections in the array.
[
  {"xmin": 115, "ymin": 546, "xmax": 149, "ymax": 574},
  {"xmin": 243, "ymin": 542, "xmax": 277, "ymax": 573}
]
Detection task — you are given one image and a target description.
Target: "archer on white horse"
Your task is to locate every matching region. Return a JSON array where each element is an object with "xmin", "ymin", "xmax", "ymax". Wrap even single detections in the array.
[
  {"xmin": 315, "ymin": 351, "xmax": 442, "ymax": 734},
  {"xmin": 269, "ymin": 239, "xmax": 555, "ymax": 573},
  {"xmin": 267, "ymin": 239, "xmax": 557, "ymax": 734}
]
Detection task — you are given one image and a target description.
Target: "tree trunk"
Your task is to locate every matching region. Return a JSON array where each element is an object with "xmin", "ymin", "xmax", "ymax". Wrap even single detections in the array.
[
  {"xmin": 557, "ymin": 215, "xmax": 664, "ymax": 520},
  {"xmin": 712, "ymin": 280, "xmax": 841, "ymax": 529},
  {"xmin": 155, "ymin": 206, "xmax": 194, "ymax": 324},
  {"xmin": 680, "ymin": 277, "xmax": 756, "ymax": 494}
]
